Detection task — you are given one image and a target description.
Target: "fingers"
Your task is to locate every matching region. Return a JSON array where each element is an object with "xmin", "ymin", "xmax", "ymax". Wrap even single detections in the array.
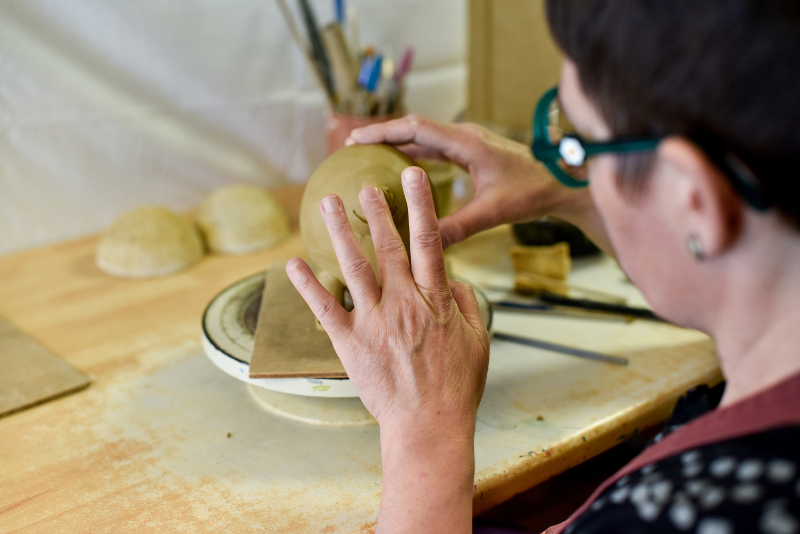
[
  {"xmin": 401, "ymin": 167, "xmax": 450, "ymax": 300},
  {"xmin": 286, "ymin": 258, "xmax": 349, "ymax": 334},
  {"xmin": 438, "ymin": 194, "xmax": 503, "ymax": 249},
  {"xmin": 348, "ymin": 115, "xmax": 476, "ymax": 168},
  {"xmin": 394, "ymin": 144, "xmax": 450, "ymax": 162},
  {"xmin": 449, "ymin": 280, "xmax": 489, "ymax": 342},
  {"xmin": 319, "ymin": 194, "xmax": 381, "ymax": 308},
  {"xmin": 358, "ymin": 186, "xmax": 413, "ymax": 285}
]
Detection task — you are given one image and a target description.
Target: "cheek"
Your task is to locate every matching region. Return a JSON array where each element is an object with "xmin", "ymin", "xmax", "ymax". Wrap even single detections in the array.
[
  {"xmin": 589, "ymin": 158, "xmax": 648, "ymax": 267},
  {"xmin": 588, "ymin": 159, "xmax": 677, "ymax": 311}
]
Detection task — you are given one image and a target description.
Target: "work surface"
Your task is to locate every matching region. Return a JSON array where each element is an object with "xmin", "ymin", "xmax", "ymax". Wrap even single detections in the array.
[{"xmin": 0, "ymin": 204, "xmax": 721, "ymax": 533}]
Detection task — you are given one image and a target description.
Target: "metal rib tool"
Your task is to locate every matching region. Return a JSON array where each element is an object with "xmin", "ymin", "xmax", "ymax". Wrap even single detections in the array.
[{"xmin": 493, "ymin": 332, "xmax": 629, "ymax": 366}]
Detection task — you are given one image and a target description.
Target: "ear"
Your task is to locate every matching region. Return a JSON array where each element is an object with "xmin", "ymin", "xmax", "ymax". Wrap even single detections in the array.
[{"xmin": 656, "ymin": 137, "xmax": 744, "ymax": 259}]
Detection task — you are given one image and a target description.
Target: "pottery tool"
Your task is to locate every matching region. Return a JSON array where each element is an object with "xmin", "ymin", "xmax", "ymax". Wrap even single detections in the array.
[
  {"xmin": 358, "ymin": 54, "xmax": 383, "ymax": 92},
  {"xmin": 493, "ymin": 331, "xmax": 629, "ymax": 366},
  {"xmin": 334, "ymin": 0, "xmax": 344, "ymax": 24},
  {"xmin": 298, "ymin": 0, "xmax": 334, "ymax": 96},
  {"xmin": 538, "ymin": 293, "xmax": 663, "ymax": 322},
  {"xmin": 275, "ymin": 0, "xmax": 335, "ymax": 106},
  {"xmin": 321, "ymin": 23, "xmax": 357, "ymax": 110},
  {"xmin": 249, "ymin": 263, "xmax": 346, "ymax": 379},
  {"xmin": 491, "ymin": 300, "xmax": 633, "ymax": 323},
  {"xmin": 0, "ymin": 315, "xmax": 90, "ymax": 418},
  {"xmin": 393, "ymin": 46, "xmax": 414, "ymax": 85},
  {"xmin": 511, "ymin": 273, "xmax": 628, "ymax": 304}
]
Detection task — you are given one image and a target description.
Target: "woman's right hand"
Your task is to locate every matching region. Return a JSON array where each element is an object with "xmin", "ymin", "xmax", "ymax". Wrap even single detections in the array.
[{"xmin": 347, "ymin": 114, "xmax": 600, "ymax": 249}]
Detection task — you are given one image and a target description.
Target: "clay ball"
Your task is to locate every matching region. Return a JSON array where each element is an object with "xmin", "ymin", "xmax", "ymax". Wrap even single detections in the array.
[
  {"xmin": 96, "ymin": 206, "xmax": 205, "ymax": 278},
  {"xmin": 196, "ymin": 185, "xmax": 290, "ymax": 254},
  {"xmin": 300, "ymin": 144, "xmax": 419, "ymax": 288}
]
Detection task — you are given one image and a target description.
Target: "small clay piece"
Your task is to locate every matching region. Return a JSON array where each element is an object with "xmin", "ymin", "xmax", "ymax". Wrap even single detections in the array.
[
  {"xmin": 300, "ymin": 144, "xmax": 423, "ymax": 298},
  {"xmin": 510, "ymin": 242, "xmax": 572, "ymax": 281},
  {"xmin": 96, "ymin": 206, "xmax": 205, "ymax": 278},
  {"xmin": 511, "ymin": 242, "xmax": 571, "ymax": 296},
  {"xmin": 196, "ymin": 185, "xmax": 290, "ymax": 254}
]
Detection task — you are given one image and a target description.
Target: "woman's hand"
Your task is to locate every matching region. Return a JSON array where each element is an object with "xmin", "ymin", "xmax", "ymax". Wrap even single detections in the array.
[
  {"xmin": 286, "ymin": 166, "xmax": 490, "ymax": 533},
  {"xmin": 347, "ymin": 115, "xmax": 612, "ymax": 253}
]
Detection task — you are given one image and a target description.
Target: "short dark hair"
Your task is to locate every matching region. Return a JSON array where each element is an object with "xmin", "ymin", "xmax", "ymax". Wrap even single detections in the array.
[{"xmin": 545, "ymin": 0, "xmax": 800, "ymax": 227}]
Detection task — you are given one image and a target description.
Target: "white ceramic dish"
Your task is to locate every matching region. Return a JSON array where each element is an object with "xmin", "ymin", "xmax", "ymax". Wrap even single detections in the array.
[
  {"xmin": 201, "ymin": 270, "xmax": 492, "ymax": 399},
  {"xmin": 201, "ymin": 271, "xmax": 359, "ymax": 397}
]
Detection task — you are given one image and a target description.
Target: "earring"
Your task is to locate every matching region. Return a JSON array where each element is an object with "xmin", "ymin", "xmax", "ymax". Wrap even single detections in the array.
[{"xmin": 686, "ymin": 234, "xmax": 705, "ymax": 260}]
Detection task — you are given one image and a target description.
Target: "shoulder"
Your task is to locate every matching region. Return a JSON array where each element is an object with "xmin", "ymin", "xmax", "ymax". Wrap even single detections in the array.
[{"xmin": 566, "ymin": 425, "xmax": 800, "ymax": 534}]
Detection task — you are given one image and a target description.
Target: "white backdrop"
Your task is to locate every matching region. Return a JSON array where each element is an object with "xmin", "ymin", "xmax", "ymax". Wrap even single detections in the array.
[{"xmin": 0, "ymin": 0, "xmax": 467, "ymax": 255}]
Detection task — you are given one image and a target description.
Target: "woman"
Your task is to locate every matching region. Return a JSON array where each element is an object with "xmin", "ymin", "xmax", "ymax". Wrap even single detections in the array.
[{"xmin": 286, "ymin": 1, "xmax": 800, "ymax": 532}]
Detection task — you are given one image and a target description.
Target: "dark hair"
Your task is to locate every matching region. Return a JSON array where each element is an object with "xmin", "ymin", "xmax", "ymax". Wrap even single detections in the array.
[{"xmin": 545, "ymin": 0, "xmax": 800, "ymax": 226}]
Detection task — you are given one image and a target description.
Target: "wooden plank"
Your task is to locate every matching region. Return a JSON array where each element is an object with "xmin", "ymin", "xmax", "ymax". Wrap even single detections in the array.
[
  {"xmin": 248, "ymin": 264, "xmax": 346, "ymax": 378},
  {"xmin": 466, "ymin": 0, "xmax": 493, "ymax": 121},
  {"xmin": 466, "ymin": 0, "xmax": 563, "ymax": 132},
  {"xmin": 0, "ymin": 315, "xmax": 90, "ymax": 418}
]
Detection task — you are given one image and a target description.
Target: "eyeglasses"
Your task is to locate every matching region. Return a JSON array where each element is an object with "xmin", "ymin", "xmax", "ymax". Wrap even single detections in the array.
[{"xmin": 530, "ymin": 86, "xmax": 771, "ymax": 210}]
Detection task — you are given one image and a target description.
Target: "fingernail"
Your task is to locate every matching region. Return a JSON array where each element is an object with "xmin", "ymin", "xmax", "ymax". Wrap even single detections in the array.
[
  {"xmin": 344, "ymin": 137, "xmax": 356, "ymax": 146},
  {"xmin": 322, "ymin": 195, "xmax": 340, "ymax": 213},
  {"xmin": 403, "ymin": 166, "xmax": 424, "ymax": 185},
  {"xmin": 361, "ymin": 186, "xmax": 381, "ymax": 201}
]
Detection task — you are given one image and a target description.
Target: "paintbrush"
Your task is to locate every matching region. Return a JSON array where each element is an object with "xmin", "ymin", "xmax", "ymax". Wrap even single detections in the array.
[
  {"xmin": 275, "ymin": 0, "xmax": 335, "ymax": 107},
  {"xmin": 298, "ymin": 0, "xmax": 335, "ymax": 97}
]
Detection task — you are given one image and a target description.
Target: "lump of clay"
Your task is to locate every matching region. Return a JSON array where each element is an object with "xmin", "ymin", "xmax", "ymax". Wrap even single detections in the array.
[
  {"xmin": 96, "ymin": 206, "xmax": 205, "ymax": 278},
  {"xmin": 300, "ymin": 144, "xmax": 428, "ymax": 299},
  {"xmin": 196, "ymin": 185, "xmax": 290, "ymax": 254}
]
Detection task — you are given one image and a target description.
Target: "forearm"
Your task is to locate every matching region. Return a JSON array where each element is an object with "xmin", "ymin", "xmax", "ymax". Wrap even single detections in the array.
[{"xmin": 376, "ymin": 420, "xmax": 476, "ymax": 534}]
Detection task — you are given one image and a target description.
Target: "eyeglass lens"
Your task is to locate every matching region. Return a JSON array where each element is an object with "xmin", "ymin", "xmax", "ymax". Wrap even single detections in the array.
[{"xmin": 547, "ymin": 99, "xmax": 590, "ymax": 182}]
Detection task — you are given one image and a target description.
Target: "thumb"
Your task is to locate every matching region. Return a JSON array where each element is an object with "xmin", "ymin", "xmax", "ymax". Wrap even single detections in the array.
[
  {"xmin": 449, "ymin": 280, "xmax": 488, "ymax": 340},
  {"xmin": 439, "ymin": 197, "xmax": 501, "ymax": 249}
]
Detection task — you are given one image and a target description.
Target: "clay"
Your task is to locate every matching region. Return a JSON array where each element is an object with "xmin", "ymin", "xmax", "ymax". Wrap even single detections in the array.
[
  {"xmin": 300, "ymin": 144, "xmax": 424, "ymax": 298},
  {"xmin": 96, "ymin": 206, "xmax": 205, "ymax": 278},
  {"xmin": 510, "ymin": 242, "xmax": 572, "ymax": 281},
  {"xmin": 197, "ymin": 185, "xmax": 290, "ymax": 254}
]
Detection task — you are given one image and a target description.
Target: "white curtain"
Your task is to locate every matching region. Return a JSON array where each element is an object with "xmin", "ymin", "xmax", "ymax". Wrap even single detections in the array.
[{"xmin": 0, "ymin": 0, "xmax": 466, "ymax": 255}]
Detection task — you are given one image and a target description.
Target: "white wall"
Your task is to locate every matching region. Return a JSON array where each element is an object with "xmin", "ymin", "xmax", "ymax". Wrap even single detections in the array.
[{"xmin": 0, "ymin": 0, "xmax": 467, "ymax": 255}]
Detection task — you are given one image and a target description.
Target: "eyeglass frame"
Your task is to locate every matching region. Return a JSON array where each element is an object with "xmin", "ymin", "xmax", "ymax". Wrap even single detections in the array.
[{"xmin": 530, "ymin": 86, "xmax": 772, "ymax": 210}]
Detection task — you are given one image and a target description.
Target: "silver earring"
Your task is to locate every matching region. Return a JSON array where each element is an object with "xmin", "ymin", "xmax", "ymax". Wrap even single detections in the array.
[{"xmin": 686, "ymin": 234, "xmax": 705, "ymax": 260}]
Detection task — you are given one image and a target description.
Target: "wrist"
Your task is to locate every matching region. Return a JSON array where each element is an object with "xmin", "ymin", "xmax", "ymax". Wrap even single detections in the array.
[{"xmin": 377, "ymin": 422, "xmax": 475, "ymax": 534}]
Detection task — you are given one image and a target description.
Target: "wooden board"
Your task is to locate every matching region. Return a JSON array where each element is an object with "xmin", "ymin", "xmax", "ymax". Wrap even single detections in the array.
[
  {"xmin": 0, "ymin": 315, "xmax": 90, "ymax": 418},
  {"xmin": 249, "ymin": 263, "xmax": 346, "ymax": 378},
  {"xmin": 466, "ymin": 0, "xmax": 563, "ymax": 133}
]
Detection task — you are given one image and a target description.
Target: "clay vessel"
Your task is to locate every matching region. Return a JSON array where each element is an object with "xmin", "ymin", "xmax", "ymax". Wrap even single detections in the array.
[{"xmin": 300, "ymin": 144, "xmax": 425, "ymax": 300}]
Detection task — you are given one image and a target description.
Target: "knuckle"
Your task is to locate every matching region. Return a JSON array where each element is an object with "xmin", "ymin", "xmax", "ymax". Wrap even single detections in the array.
[
  {"xmin": 459, "ymin": 123, "xmax": 485, "ymax": 140},
  {"xmin": 342, "ymin": 256, "xmax": 374, "ymax": 279},
  {"xmin": 315, "ymin": 296, "xmax": 339, "ymax": 321},
  {"xmin": 376, "ymin": 237, "xmax": 408, "ymax": 259},
  {"xmin": 413, "ymin": 229, "xmax": 442, "ymax": 249},
  {"xmin": 406, "ymin": 114, "xmax": 425, "ymax": 128}
]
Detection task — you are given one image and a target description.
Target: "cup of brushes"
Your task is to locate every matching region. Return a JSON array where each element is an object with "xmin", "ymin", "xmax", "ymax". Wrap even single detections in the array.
[{"xmin": 276, "ymin": 0, "xmax": 413, "ymax": 154}]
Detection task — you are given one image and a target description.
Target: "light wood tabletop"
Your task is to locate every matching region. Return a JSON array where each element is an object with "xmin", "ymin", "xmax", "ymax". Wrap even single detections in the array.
[{"xmin": 0, "ymin": 186, "xmax": 721, "ymax": 533}]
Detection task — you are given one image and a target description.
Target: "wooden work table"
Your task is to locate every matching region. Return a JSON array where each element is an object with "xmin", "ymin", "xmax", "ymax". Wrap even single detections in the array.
[{"xmin": 0, "ymin": 188, "xmax": 721, "ymax": 533}]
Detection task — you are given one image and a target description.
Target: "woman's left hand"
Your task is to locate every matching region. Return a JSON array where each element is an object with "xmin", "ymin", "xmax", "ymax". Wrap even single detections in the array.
[{"xmin": 286, "ymin": 165, "xmax": 490, "ymax": 534}]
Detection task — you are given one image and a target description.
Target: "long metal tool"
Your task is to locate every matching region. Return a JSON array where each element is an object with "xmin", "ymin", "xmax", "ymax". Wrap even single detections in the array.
[{"xmin": 493, "ymin": 332, "xmax": 629, "ymax": 366}]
